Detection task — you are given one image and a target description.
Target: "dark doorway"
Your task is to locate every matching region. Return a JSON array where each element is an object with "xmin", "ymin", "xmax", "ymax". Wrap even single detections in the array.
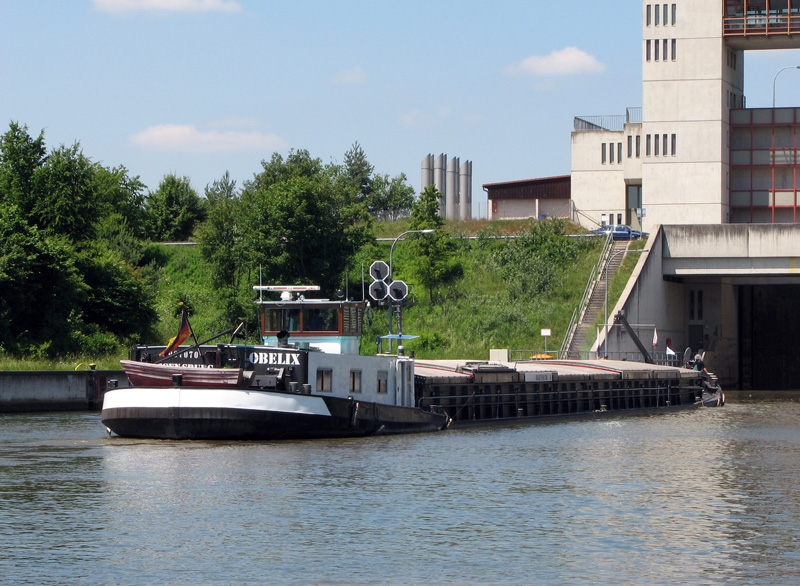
[{"xmin": 739, "ymin": 284, "xmax": 800, "ymax": 389}]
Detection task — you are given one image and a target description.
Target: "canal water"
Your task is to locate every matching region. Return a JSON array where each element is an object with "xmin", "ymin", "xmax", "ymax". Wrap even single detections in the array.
[{"xmin": 2, "ymin": 393, "xmax": 800, "ymax": 585}]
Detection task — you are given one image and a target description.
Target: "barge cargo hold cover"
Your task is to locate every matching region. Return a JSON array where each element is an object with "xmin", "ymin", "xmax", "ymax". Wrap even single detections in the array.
[{"xmin": 414, "ymin": 359, "xmax": 714, "ymax": 426}]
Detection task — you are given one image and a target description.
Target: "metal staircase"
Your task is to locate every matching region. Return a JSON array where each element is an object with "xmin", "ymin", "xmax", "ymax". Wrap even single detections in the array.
[{"xmin": 560, "ymin": 239, "xmax": 630, "ymax": 358}]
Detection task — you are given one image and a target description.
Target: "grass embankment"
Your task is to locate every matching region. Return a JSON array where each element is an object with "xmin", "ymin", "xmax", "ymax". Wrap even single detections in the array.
[{"xmin": 0, "ymin": 220, "xmax": 644, "ymax": 370}]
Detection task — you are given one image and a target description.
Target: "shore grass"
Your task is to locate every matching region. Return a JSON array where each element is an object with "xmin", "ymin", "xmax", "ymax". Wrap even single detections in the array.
[{"xmin": 0, "ymin": 354, "xmax": 125, "ymax": 371}]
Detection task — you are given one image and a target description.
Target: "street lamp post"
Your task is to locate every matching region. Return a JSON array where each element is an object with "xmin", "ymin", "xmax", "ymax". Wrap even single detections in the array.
[
  {"xmin": 604, "ymin": 248, "xmax": 648, "ymax": 359},
  {"xmin": 773, "ymin": 65, "xmax": 800, "ymax": 108},
  {"xmin": 387, "ymin": 229, "xmax": 436, "ymax": 352}
]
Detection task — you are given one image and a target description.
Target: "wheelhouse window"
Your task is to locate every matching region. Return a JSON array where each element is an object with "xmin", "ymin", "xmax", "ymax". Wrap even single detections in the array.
[
  {"xmin": 316, "ymin": 368, "xmax": 332, "ymax": 392},
  {"xmin": 303, "ymin": 307, "xmax": 337, "ymax": 332},
  {"xmin": 267, "ymin": 308, "xmax": 300, "ymax": 332}
]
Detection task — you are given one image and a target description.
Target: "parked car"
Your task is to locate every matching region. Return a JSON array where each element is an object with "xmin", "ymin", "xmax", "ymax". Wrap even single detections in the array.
[{"xmin": 591, "ymin": 224, "xmax": 643, "ymax": 240}]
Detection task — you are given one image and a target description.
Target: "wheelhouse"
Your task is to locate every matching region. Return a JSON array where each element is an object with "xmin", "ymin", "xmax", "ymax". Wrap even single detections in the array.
[{"xmin": 254, "ymin": 285, "xmax": 365, "ymax": 355}]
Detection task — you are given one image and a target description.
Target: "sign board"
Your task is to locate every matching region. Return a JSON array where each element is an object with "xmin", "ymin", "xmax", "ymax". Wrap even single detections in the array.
[
  {"xmin": 369, "ymin": 280, "xmax": 388, "ymax": 301},
  {"xmin": 541, "ymin": 329, "xmax": 551, "ymax": 337},
  {"xmin": 369, "ymin": 261, "xmax": 390, "ymax": 282},
  {"xmin": 388, "ymin": 280, "xmax": 408, "ymax": 301}
]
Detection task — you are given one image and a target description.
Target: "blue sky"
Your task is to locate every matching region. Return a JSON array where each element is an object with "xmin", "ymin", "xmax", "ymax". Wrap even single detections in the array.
[{"xmin": 3, "ymin": 0, "xmax": 800, "ymax": 218}]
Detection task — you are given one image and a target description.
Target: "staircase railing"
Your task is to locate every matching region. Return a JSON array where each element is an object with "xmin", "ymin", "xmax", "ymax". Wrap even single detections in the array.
[{"xmin": 560, "ymin": 233, "xmax": 614, "ymax": 356}]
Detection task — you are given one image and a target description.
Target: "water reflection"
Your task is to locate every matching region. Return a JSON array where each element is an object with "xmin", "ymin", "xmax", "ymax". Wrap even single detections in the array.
[{"xmin": 2, "ymin": 399, "xmax": 800, "ymax": 585}]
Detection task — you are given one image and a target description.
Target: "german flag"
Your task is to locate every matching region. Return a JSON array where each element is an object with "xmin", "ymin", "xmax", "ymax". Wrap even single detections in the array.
[{"xmin": 160, "ymin": 306, "xmax": 192, "ymax": 357}]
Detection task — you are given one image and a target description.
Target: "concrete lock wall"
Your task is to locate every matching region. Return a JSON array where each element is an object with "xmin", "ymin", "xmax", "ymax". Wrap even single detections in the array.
[
  {"xmin": 0, "ymin": 370, "xmax": 128, "ymax": 413},
  {"xmin": 602, "ymin": 223, "xmax": 800, "ymax": 388}
]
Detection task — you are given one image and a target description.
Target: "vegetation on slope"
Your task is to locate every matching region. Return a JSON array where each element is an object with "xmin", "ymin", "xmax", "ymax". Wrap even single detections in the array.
[{"xmin": 1, "ymin": 121, "xmax": 639, "ymax": 369}]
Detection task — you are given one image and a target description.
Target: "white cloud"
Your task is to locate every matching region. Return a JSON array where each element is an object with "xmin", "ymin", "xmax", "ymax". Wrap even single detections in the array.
[
  {"xmin": 503, "ymin": 47, "xmax": 607, "ymax": 76},
  {"xmin": 93, "ymin": 0, "xmax": 242, "ymax": 12},
  {"xmin": 332, "ymin": 66, "xmax": 367, "ymax": 85},
  {"xmin": 400, "ymin": 106, "xmax": 452, "ymax": 129},
  {"xmin": 131, "ymin": 124, "xmax": 286, "ymax": 153}
]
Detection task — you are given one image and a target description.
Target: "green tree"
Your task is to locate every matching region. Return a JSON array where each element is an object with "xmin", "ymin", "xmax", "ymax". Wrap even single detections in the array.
[
  {"xmin": 246, "ymin": 149, "xmax": 324, "ymax": 193},
  {"xmin": 145, "ymin": 174, "xmax": 205, "ymax": 241},
  {"xmin": 94, "ymin": 165, "xmax": 148, "ymax": 240},
  {"xmin": 343, "ymin": 141, "xmax": 373, "ymax": 204},
  {"xmin": 0, "ymin": 122, "xmax": 160, "ymax": 355},
  {"xmin": 75, "ymin": 244, "xmax": 157, "ymax": 343},
  {"xmin": 0, "ymin": 122, "xmax": 47, "ymax": 216},
  {"xmin": 197, "ymin": 172, "xmax": 249, "ymax": 323},
  {"xmin": 369, "ymin": 173, "xmax": 415, "ymax": 221},
  {"xmin": 407, "ymin": 185, "xmax": 459, "ymax": 300},
  {"xmin": 239, "ymin": 151, "xmax": 372, "ymax": 295},
  {"xmin": 0, "ymin": 205, "xmax": 86, "ymax": 354},
  {"xmin": 32, "ymin": 143, "xmax": 100, "ymax": 241},
  {"xmin": 199, "ymin": 172, "xmax": 240, "ymax": 288}
]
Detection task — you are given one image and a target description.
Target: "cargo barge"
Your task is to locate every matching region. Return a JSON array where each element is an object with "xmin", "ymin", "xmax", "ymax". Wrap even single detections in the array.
[
  {"xmin": 414, "ymin": 358, "xmax": 722, "ymax": 427},
  {"xmin": 102, "ymin": 286, "xmax": 721, "ymax": 440}
]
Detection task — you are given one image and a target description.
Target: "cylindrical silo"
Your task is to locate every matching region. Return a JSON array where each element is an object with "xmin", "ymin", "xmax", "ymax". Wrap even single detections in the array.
[
  {"xmin": 421, "ymin": 154, "xmax": 434, "ymax": 192},
  {"xmin": 459, "ymin": 160, "xmax": 472, "ymax": 221},
  {"xmin": 446, "ymin": 157, "xmax": 459, "ymax": 220},
  {"xmin": 434, "ymin": 154, "xmax": 447, "ymax": 215}
]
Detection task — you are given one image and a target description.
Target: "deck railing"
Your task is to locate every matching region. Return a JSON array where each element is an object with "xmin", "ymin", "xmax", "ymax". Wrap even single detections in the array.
[{"xmin": 724, "ymin": 14, "xmax": 800, "ymax": 36}]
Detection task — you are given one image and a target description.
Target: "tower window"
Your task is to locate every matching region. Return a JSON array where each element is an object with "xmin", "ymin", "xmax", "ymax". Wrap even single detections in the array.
[
  {"xmin": 646, "ymin": 134, "xmax": 651, "ymax": 156},
  {"xmin": 671, "ymin": 134, "xmax": 676, "ymax": 156},
  {"xmin": 654, "ymin": 134, "xmax": 660, "ymax": 156},
  {"xmin": 618, "ymin": 142, "xmax": 622, "ymax": 163},
  {"xmin": 663, "ymin": 134, "xmax": 668, "ymax": 156},
  {"xmin": 655, "ymin": 39, "xmax": 660, "ymax": 61},
  {"xmin": 602, "ymin": 143, "xmax": 607, "ymax": 164},
  {"xmin": 647, "ymin": 4, "xmax": 652, "ymax": 26},
  {"xmin": 646, "ymin": 39, "xmax": 651, "ymax": 61},
  {"xmin": 628, "ymin": 135, "xmax": 633, "ymax": 158},
  {"xmin": 663, "ymin": 39, "xmax": 668, "ymax": 60},
  {"xmin": 663, "ymin": 4, "xmax": 668, "ymax": 25},
  {"xmin": 672, "ymin": 38, "xmax": 676, "ymax": 61},
  {"xmin": 636, "ymin": 135, "xmax": 641, "ymax": 158},
  {"xmin": 672, "ymin": 4, "xmax": 676, "ymax": 25}
]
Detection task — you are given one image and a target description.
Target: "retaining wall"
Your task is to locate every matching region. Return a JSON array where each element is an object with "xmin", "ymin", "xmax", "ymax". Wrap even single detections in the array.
[{"xmin": 0, "ymin": 370, "xmax": 128, "ymax": 413}]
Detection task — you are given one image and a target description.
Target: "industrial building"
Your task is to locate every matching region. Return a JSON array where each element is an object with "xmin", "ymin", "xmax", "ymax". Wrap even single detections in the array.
[
  {"xmin": 581, "ymin": 0, "xmax": 800, "ymax": 390},
  {"xmin": 571, "ymin": 0, "xmax": 800, "ymax": 232}
]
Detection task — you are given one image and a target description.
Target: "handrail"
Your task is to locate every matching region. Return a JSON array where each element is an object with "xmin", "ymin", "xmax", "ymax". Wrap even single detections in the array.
[{"xmin": 560, "ymin": 233, "xmax": 614, "ymax": 356}]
